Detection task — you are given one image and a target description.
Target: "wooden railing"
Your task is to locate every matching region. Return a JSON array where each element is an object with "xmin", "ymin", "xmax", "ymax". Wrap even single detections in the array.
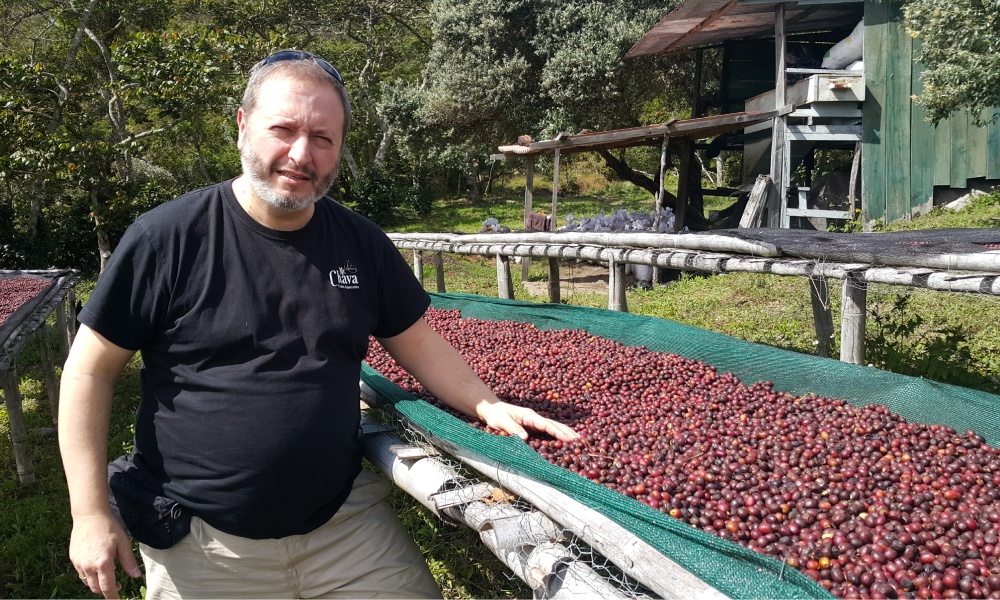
[{"xmin": 389, "ymin": 232, "xmax": 1000, "ymax": 367}]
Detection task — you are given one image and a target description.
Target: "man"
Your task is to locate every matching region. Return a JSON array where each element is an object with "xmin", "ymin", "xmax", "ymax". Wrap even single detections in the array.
[{"xmin": 59, "ymin": 50, "xmax": 577, "ymax": 600}]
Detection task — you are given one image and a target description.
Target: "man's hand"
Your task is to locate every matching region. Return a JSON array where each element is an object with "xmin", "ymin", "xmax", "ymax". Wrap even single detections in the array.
[
  {"xmin": 477, "ymin": 400, "xmax": 580, "ymax": 442},
  {"xmin": 69, "ymin": 513, "xmax": 142, "ymax": 598}
]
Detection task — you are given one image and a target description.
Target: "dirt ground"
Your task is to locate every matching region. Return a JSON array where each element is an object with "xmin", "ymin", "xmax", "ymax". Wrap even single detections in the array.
[{"xmin": 520, "ymin": 260, "xmax": 635, "ymax": 296}]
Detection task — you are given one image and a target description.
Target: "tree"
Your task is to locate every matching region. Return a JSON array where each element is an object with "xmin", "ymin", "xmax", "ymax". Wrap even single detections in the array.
[
  {"xmin": 394, "ymin": 0, "xmax": 698, "ymax": 210},
  {"xmin": 0, "ymin": 0, "xmax": 265, "ymax": 271},
  {"xmin": 905, "ymin": 0, "xmax": 1000, "ymax": 125}
]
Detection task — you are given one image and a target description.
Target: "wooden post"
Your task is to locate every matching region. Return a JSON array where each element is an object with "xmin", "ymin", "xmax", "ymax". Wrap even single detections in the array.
[
  {"xmin": 412, "ymin": 251, "xmax": 424, "ymax": 285},
  {"xmin": 674, "ymin": 139, "xmax": 692, "ymax": 232},
  {"xmin": 55, "ymin": 300, "xmax": 70, "ymax": 360},
  {"xmin": 551, "ymin": 148, "xmax": 560, "ymax": 230},
  {"xmin": 769, "ymin": 3, "xmax": 789, "ymax": 228},
  {"xmin": 740, "ymin": 175, "xmax": 770, "ymax": 228},
  {"xmin": 522, "ymin": 158, "xmax": 534, "ymax": 282},
  {"xmin": 33, "ymin": 323, "xmax": 60, "ymax": 424},
  {"xmin": 67, "ymin": 287, "xmax": 78, "ymax": 340},
  {"xmin": 434, "ymin": 252, "xmax": 446, "ymax": 293},
  {"xmin": 654, "ymin": 135, "xmax": 670, "ymax": 283},
  {"xmin": 691, "ymin": 49, "xmax": 704, "ymax": 118},
  {"xmin": 497, "ymin": 254, "xmax": 514, "ymax": 300},
  {"xmin": 809, "ymin": 276, "xmax": 835, "ymax": 358},
  {"xmin": 608, "ymin": 258, "xmax": 628, "ymax": 313},
  {"xmin": 840, "ymin": 273, "xmax": 867, "ymax": 365},
  {"xmin": 848, "ymin": 141, "xmax": 862, "ymax": 218},
  {"xmin": 2, "ymin": 366, "xmax": 36, "ymax": 484},
  {"xmin": 548, "ymin": 258, "xmax": 560, "ymax": 304}
]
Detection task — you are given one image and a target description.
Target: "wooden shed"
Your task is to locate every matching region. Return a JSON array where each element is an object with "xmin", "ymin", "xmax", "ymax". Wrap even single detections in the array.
[{"xmin": 626, "ymin": 0, "xmax": 1000, "ymax": 229}]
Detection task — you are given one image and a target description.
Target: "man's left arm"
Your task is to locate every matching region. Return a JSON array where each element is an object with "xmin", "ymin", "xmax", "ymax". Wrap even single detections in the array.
[{"xmin": 375, "ymin": 318, "xmax": 578, "ymax": 442}]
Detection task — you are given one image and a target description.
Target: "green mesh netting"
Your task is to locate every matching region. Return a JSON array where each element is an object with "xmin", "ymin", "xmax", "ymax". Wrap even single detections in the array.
[{"xmin": 360, "ymin": 292, "xmax": 1000, "ymax": 600}]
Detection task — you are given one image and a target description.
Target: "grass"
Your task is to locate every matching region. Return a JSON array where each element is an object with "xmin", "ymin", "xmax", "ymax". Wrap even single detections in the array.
[{"xmin": 2, "ymin": 188, "xmax": 999, "ymax": 599}]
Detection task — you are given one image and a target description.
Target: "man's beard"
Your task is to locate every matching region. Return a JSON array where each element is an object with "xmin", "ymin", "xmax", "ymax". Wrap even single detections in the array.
[{"xmin": 240, "ymin": 143, "xmax": 339, "ymax": 213}]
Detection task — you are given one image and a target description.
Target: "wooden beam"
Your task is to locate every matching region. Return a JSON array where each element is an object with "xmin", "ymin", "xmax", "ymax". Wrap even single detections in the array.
[
  {"xmin": 661, "ymin": 0, "xmax": 740, "ymax": 54},
  {"xmin": 769, "ymin": 3, "xmax": 789, "ymax": 228},
  {"xmin": 434, "ymin": 252, "xmax": 446, "ymax": 293},
  {"xmin": 493, "ymin": 108, "xmax": 791, "ymax": 160},
  {"xmin": 740, "ymin": 175, "xmax": 770, "ymax": 228}
]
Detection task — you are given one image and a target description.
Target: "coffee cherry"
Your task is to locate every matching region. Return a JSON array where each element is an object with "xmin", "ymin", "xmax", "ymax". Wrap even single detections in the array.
[{"xmin": 366, "ymin": 309, "xmax": 1000, "ymax": 599}]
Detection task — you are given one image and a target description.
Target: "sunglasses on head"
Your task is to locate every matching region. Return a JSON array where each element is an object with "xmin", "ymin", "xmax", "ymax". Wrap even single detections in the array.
[{"xmin": 262, "ymin": 50, "xmax": 344, "ymax": 85}]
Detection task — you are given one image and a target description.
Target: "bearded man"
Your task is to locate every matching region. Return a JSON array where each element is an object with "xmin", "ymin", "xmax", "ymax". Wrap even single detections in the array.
[{"xmin": 59, "ymin": 50, "xmax": 576, "ymax": 600}]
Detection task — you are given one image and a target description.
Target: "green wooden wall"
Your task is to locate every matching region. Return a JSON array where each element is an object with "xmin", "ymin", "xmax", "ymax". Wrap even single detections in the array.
[{"xmin": 862, "ymin": 0, "xmax": 1000, "ymax": 224}]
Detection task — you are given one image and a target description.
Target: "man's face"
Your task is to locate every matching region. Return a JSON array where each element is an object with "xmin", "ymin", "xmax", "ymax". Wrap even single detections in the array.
[{"xmin": 237, "ymin": 74, "xmax": 346, "ymax": 213}]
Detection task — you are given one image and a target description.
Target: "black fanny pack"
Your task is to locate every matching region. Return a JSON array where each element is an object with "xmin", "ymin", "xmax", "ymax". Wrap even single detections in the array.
[{"xmin": 107, "ymin": 452, "xmax": 192, "ymax": 550}]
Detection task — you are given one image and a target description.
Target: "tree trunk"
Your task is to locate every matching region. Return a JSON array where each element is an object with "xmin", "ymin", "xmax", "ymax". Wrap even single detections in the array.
[
  {"xmin": 341, "ymin": 144, "xmax": 362, "ymax": 182},
  {"xmin": 91, "ymin": 192, "xmax": 113, "ymax": 272},
  {"xmin": 466, "ymin": 159, "xmax": 482, "ymax": 203}
]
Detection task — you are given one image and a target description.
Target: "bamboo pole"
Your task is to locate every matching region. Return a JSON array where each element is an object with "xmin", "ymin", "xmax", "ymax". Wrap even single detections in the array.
[
  {"xmin": 2, "ymin": 366, "xmax": 35, "ymax": 484},
  {"xmin": 359, "ymin": 416, "xmax": 647, "ymax": 599},
  {"xmin": 497, "ymin": 254, "xmax": 514, "ymax": 300},
  {"xmin": 434, "ymin": 252, "xmax": 446, "ymax": 293},
  {"xmin": 412, "ymin": 251, "xmax": 424, "ymax": 285},
  {"xmin": 390, "ymin": 239, "xmax": 1000, "ymax": 296},
  {"xmin": 608, "ymin": 257, "xmax": 628, "ymax": 312},
  {"xmin": 808, "ymin": 276, "xmax": 834, "ymax": 358},
  {"xmin": 389, "ymin": 232, "xmax": 780, "ymax": 257},
  {"xmin": 548, "ymin": 258, "xmax": 561, "ymax": 304},
  {"xmin": 33, "ymin": 323, "xmax": 60, "ymax": 424},
  {"xmin": 840, "ymin": 273, "xmax": 867, "ymax": 365}
]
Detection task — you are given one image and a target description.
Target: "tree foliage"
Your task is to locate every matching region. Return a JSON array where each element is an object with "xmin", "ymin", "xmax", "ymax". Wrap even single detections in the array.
[{"xmin": 905, "ymin": 0, "xmax": 1000, "ymax": 125}]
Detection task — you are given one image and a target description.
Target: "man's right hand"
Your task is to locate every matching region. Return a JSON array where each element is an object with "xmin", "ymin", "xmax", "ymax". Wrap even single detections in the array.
[{"xmin": 69, "ymin": 513, "xmax": 142, "ymax": 599}]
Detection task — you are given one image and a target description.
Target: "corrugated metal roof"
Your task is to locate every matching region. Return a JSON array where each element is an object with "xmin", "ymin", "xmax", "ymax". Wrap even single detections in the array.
[{"xmin": 625, "ymin": 0, "xmax": 863, "ymax": 58}]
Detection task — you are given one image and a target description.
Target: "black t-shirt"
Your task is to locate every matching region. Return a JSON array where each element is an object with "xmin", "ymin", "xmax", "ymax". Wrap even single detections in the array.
[{"xmin": 81, "ymin": 180, "xmax": 430, "ymax": 539}]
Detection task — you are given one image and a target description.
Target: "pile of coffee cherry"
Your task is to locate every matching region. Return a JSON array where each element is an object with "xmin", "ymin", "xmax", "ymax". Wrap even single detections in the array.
[{"xmin": 366, "ymin": 308, "xmax": 1000, "ymax": 599}]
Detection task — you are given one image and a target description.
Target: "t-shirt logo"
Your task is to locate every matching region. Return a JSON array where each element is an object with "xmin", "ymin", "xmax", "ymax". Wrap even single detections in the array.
[{"xmin": 329, "ymin": 261, "xmax": 360, "ymax": 290}]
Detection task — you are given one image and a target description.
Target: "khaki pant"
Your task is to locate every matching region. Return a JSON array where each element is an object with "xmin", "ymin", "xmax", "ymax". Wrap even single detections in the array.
[{"xmin": 140, "ymin": 470, "xmax": 441, "ymax": 599}]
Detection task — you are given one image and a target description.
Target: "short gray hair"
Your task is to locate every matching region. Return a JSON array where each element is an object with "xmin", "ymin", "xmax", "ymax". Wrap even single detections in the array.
[{"xmin": 241, "ymin": 55, "xmax": 352, "ymax": 141}]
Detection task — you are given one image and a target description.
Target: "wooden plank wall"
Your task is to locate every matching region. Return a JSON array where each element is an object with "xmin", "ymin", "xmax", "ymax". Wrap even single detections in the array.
[
  {"xmin": 991, "ymin": 115, "xmax": 1000, "ymax": 180},
  {"xmin": 908, "ymin": 39, "xmax": 934, "ymax": 214},
  {"xmin": 884, "ymin": 0, "xmax": 910, "ymax": 222},
  {"xmin": 861, "ymin": 0, "xmax": 889, "ymax": 224},
  {"xmin": 864, "ymin": 0, "xmax": 1000, "ymax": 224}
]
